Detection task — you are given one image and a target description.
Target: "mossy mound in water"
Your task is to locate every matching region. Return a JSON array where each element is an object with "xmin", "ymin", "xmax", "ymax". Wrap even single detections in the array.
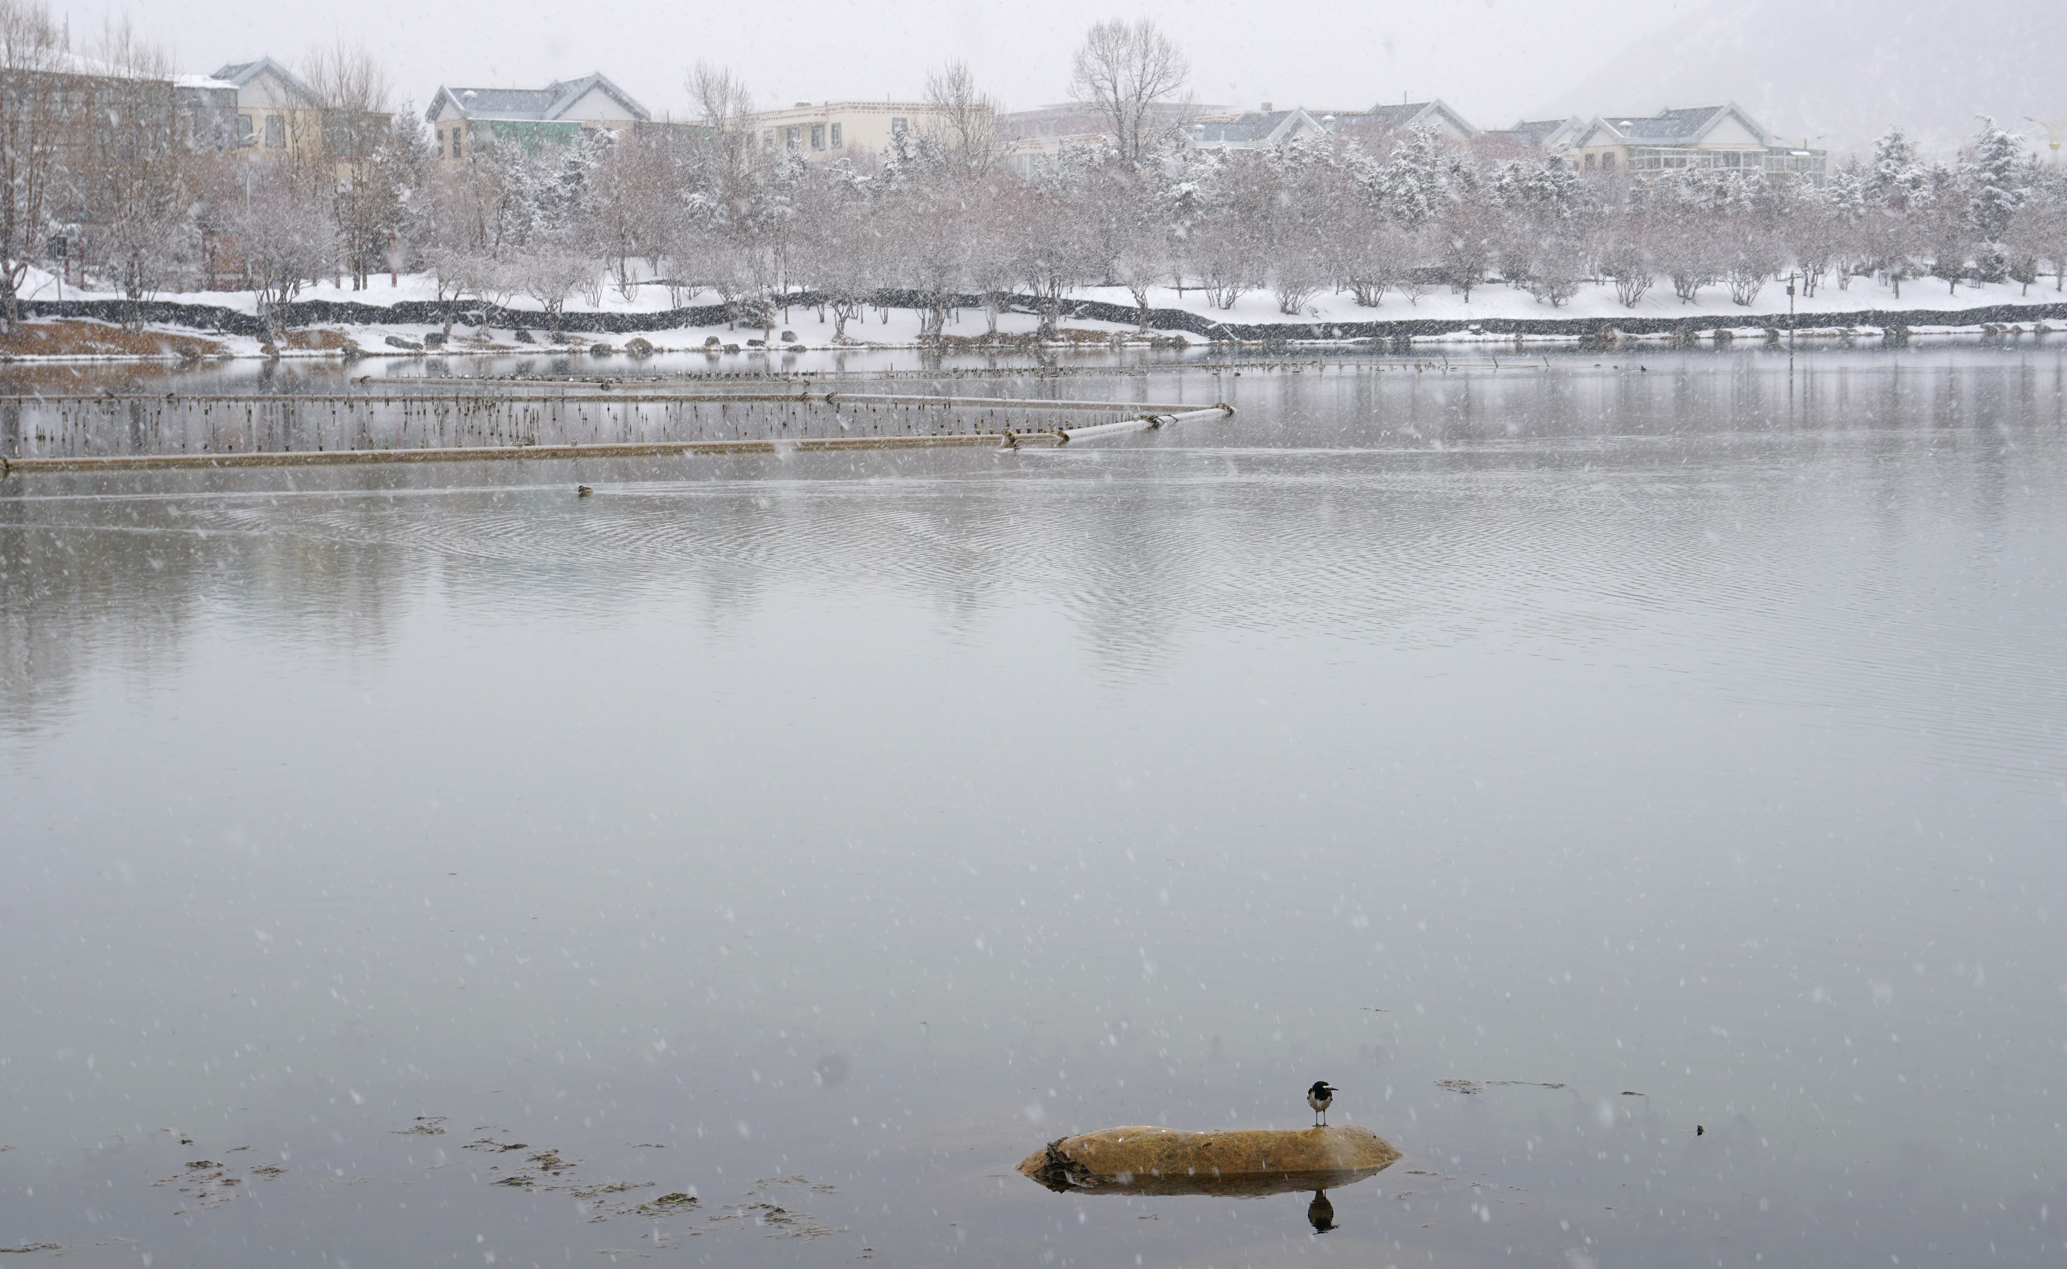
[{"xmin": 1017, "ymin": 1124, "xmax": 1401, "ymax": 1196}]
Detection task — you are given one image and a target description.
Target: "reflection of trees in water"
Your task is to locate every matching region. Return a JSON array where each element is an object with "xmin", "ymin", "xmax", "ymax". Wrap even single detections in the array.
[
  {"xmin": 9, "ymin": 354, "xmax": 2065, "ymax": 736},
  {"xmin": 1043, "ymin": 468, "xmax": 1190, "ymax": 681},
  {"xmin": 0, "ymin": 472, "xmax": 408, "ymax": 736},
  {"xmin": 1216, "ymin": 352, "xmax": 2067, "ymax": 450}
]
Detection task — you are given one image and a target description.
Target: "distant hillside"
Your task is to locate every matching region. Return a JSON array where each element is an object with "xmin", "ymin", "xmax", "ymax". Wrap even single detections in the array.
[{"xmin": 1546, "ymin": 0, "xmax": 2067, "ymax": 160}]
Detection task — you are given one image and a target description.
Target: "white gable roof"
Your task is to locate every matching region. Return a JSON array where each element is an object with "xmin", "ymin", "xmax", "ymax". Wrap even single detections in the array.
[
  {"xmin": 210, "ymin": 56, "xmax": 318, "ymax": 109},
  {"xmin": 1573, "ymin": 102, "xmax": 1776, "ymax": 150},
  {"xmin": 424, "ymin": 72, "xmax": 651, "ymax": 126}
]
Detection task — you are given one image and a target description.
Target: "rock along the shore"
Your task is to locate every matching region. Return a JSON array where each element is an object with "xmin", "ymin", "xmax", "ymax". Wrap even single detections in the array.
[{"xmin": 1017, "ymin": 1124, "xmax": 1401, "ymax": 1197}]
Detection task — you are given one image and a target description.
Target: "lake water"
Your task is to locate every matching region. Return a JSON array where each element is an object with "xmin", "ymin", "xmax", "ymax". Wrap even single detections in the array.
[{"xmin": 2, "ymin": 346, "xmax": 2063, "ymax": 1267}]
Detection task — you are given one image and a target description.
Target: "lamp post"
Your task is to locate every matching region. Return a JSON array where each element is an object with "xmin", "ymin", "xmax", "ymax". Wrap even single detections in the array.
[{"xmin": 1786, "ymin": 271, "xmax": 1798, "ymax": 355}]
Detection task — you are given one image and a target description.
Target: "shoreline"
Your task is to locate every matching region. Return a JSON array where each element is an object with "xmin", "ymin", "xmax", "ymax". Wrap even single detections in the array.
[{"xmin": 5, "ymin": 290, "xmax": 2067, "ymax": 363}]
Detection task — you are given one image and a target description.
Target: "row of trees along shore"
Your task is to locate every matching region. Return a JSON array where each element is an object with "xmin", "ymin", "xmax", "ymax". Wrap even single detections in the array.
[{"xmin": 7, "ymin": 3, "xmax": 2067, "ymax": 337}]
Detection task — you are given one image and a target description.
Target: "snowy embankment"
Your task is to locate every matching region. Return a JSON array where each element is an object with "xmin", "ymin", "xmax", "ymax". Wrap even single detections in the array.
[{"xmin": 10, "ymin": 263, "xmax": 2067, "ymax": 361}]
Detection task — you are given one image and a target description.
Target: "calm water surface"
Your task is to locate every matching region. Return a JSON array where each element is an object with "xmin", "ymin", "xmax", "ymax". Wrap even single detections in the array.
[{"xmin": 2, "ymin": 348, "xmax": 2064, "ymax": 1267}]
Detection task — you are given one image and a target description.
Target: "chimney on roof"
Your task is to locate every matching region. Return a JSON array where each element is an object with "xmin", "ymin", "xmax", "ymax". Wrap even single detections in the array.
[{"xmin": 1261, "ymin": 101, "xmax": 1273, "ymax": 113}]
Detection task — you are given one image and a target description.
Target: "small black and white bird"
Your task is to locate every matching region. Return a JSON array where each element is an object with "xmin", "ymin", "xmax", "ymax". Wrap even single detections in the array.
[{"xmin": 1306, "ymin": 1080, "xmax": 1337, "ymax": 1126}]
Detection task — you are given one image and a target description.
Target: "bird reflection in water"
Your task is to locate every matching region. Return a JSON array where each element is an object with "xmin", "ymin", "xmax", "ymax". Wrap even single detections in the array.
[{"xmin": 1306, "ymin": 1188, "xmax": 1338, "ymax": 1234}]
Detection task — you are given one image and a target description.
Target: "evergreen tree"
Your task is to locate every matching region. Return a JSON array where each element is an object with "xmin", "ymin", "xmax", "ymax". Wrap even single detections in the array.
[
  {"xmin": 1964, "ymin": 117, "xmax": 2026, "ymax": 242},
  {"xmin": 1870, "ymin": 127, "xmax": 1929, "ymax": 212}
]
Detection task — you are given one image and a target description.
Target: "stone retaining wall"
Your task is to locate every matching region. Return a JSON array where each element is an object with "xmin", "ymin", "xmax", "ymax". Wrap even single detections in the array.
[{"xmin": 22, "ymin": 291, "xmax": 2067, "ymax": 344}]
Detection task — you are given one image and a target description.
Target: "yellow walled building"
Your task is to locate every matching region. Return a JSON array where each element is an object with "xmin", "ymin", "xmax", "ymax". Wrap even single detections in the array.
[
  {"xmin": 743, "ymin": 101, "xmax": 979, "ymax": 162},
  {"xmin": 211, "ymin": 57, "xmax": 326, "ymax": 158}
]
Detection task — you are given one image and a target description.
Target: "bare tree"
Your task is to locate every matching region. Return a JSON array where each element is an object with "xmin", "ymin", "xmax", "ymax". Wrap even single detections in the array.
[
  {"xmin": 1652, "ymin": 203, "xmax": 1719, "ymax": 303},
  {"xmin": 1069, "ymin": 18, "xmax": 1192, "ymax": 167},
  {"xmin": 961, "ymin": 180, "xmax": 1019, "ymax": 335},
  {"xmin": 1522, "ymin": 234, "xmax": 1587, "ymax": 307},
  {"xmin": 1009, "ymin": 180, "xmax": 1093, "ymax": 335},
  {"xmin": 302, "ymin": 41, "xmax": 399, "ymax": 290},
  {"xmin": 78, "ymin": 19, "xmax": 210, "ymax": 323},
  {"xmin": 411, "ymin": 158, "xmax": 505, "ymax": 335},
  {"xmin": 518, "ymin": 234, "xmax": 597, "ymax": 333},
  {"xmin": 923, "ymin": 60, "xmax": 1003, "ymax": 176},
  {"xmin": 1596, "ymin": 223, "xmax": 1655, "ymax": 308},
  {"xmin": 0, "ymin": 0, "xmax": 66, "ymax": 329},
  {"xmin": 216, "ymin": 161, "xmax": 335, "ymax": 334},
  {"xmin": 1185, "ymin": 210, "xmax": 1257, "ymax": 310},
  {"xmin": 591, "ymin": 131, "xmax": 675, "ymax": 300},
  {"xmin": 790, "ymin": 170, "xmax": 880, "ymax": 339},
  {"xmin": 302, "ymin": 40, "xmax": 391, "ymax": 124},
  {"xmin": 1338, "ymin": 201, "xmax": 1413, "ymax": 307},
  {"xmin": 685, "ymin": 61, "xmax": 763, "ymax": 225}
]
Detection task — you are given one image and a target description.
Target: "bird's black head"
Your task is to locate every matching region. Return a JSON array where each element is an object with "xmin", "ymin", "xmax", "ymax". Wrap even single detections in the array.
[{"xmin": 1309, "ymin": 1080, "xmax": 1336, "ymax": 1097}]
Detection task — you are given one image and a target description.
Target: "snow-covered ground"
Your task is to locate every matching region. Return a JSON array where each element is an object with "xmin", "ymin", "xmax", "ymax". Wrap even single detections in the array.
[{"xmin": 12, "ymin": 262, "xmax": 2067, "ymax": 361}]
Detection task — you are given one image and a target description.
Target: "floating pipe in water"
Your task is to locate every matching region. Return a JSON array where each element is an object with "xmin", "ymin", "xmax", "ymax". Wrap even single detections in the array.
[{"xmin": 1057, "ymin": 404, "xmax": 1234, "ymax": 444}]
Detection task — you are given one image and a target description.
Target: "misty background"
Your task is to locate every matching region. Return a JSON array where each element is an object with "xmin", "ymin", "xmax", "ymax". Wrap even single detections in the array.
[{"xmin": 46, "ymin": 0, "xmax": 2067, "ymax": 157}]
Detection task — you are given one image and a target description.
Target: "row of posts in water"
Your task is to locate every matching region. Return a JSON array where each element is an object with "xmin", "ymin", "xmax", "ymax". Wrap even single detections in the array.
[{"xmin": 0, "ymin": 392, "xmax": 1200, "ymax": 462}]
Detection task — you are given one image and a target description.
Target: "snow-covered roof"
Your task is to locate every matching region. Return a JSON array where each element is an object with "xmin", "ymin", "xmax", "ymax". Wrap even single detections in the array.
[
  {"xmin": 1579, "ymin": 103, "xmax": 1774, "ymax": 148},
  {"xmin": 211, "ymin": 56, "xmax": 319, "ymax": 105},
  {"xmin": 1192, "ymin": 108, "xmax": 1326, "ymax": 148},
  {"xmin": 425, "ymin": 73, "xmax": 650, "ymax": 125},
  {"xmin": 1350, "ymin": 99, "xmax": 1479, "ymax": 138},
  {"xmin": 1496, "ymin": 116, "xmax": 1584, "ymax": 149}
]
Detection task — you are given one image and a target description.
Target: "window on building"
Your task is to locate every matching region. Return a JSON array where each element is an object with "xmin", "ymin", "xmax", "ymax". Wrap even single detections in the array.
[
  {"xmin": 452, "ymin": 129, "xmax": 462, "ymax": 159},
  {"xmin": 763, "ymin": 129, "xmax": 775, "ymax": 150},
  {"xmin": 1584, "ymin": 152, "xmax": 1594, "ymax": 169},
  {"xmin": 811, "ymin": 123, "xmax": 825, "ymax": 150},
  {"xmin": 1601, "ymin": 151, "xmax": 1615, "ymax": 168},
  {"xmin": 829, "ymin": 122, "xmax": 841, "ymax": 148},
  {"xmin": 786, "ymin": 126, "xmax": 801, "ymax": 152},
  {"xmin": 237, "ymin": 114, "xmax": 255, "ymax": 146},
  {"xmin": 891, "ymin": 117, "xmax": 907, "ymax": 139},
  {"xmin": 265, "ymin": 114, "xmax": 285, "ymax": 149}
]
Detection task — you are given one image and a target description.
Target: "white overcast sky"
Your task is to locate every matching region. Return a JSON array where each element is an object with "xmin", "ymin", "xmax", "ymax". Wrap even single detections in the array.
[{"xmin": 56, "ymin": 0, "xmax": 1705, "ymax": 126}]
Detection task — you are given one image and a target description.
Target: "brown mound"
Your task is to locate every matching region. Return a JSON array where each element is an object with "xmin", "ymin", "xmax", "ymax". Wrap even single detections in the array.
[
  {"xmin": 0, "ymin": 319, "xmax": 222, "ymax": 359},
  {"xmin": 1018, "ymin": 1124, "xmax": 1400, "ymax": 1196},
  {"xmin": 278, "ymin": 328, "xmax": 354, "ymax": 351}
]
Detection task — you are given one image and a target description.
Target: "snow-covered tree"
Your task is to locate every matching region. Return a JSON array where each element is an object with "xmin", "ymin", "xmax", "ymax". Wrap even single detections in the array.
[
  {"xmin": 1964, "ymin": 118, "xmax": 2026, "ymax": 244},
  {"xmin": 1435, "ymin": 199, "xmax": 1500, "ymax": 302},
  {"xmin": 2003, "ymin": 174, "xmax": 2067, "ymax": 290},
  {"xmin": 1870, "ymin": 127, "xmax": 1930, "ymax": 212},
  {"xmin": 1375, "ymin": 126, "xmax": 1448, "ymax": 230}
]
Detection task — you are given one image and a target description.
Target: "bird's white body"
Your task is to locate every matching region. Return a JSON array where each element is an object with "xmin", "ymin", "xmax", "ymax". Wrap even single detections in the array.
[{"xmin": 1306, "ymin": 1081, "xmax": 1336, "ymax": 1125}]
